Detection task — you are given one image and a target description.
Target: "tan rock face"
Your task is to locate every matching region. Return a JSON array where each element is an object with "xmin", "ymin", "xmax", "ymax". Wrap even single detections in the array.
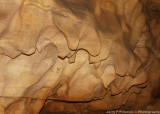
[{"xmin": 0, "ymin": 0, "xmax": 159, "ymax": 113}]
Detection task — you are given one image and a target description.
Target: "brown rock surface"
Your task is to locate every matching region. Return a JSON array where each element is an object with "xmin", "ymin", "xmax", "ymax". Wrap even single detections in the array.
[{"xmin": 0, "ymin": 0, "xmax": 160, "ymax": 113}]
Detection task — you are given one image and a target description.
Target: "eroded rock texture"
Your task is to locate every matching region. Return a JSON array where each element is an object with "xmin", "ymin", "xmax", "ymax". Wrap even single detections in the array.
[{"xmin": 0, "ymin": 0, "xmax": 160, "ymax": 113}]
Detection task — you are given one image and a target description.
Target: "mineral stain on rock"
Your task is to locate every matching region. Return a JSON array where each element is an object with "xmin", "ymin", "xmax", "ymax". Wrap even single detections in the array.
[{"xmin": 0, "ymin": 11, "xmax": 7, "ymax": 20}]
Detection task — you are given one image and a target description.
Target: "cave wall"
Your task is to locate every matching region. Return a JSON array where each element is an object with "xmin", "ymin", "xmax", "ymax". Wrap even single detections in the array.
[{"xmin": 0, "ymin": 0, "xmax": 160, "ymax": 113}]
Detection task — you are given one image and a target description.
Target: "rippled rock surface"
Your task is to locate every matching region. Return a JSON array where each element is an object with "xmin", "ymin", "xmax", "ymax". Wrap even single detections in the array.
[{"xmin": 0, "ymin": 0, "xmax": 160, "ymax": 113}]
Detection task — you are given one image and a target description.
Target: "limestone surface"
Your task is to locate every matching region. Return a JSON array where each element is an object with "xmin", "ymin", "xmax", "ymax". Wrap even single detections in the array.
[{"xmin": 0, "ymin": 0, "xmax": 159, "ymax": 113}]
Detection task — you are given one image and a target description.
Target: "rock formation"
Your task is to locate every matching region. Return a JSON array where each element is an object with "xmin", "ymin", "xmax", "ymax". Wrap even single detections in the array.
[{"xmin": 0, "ymin": 0, "xmax": 159, "ymax": 113}]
